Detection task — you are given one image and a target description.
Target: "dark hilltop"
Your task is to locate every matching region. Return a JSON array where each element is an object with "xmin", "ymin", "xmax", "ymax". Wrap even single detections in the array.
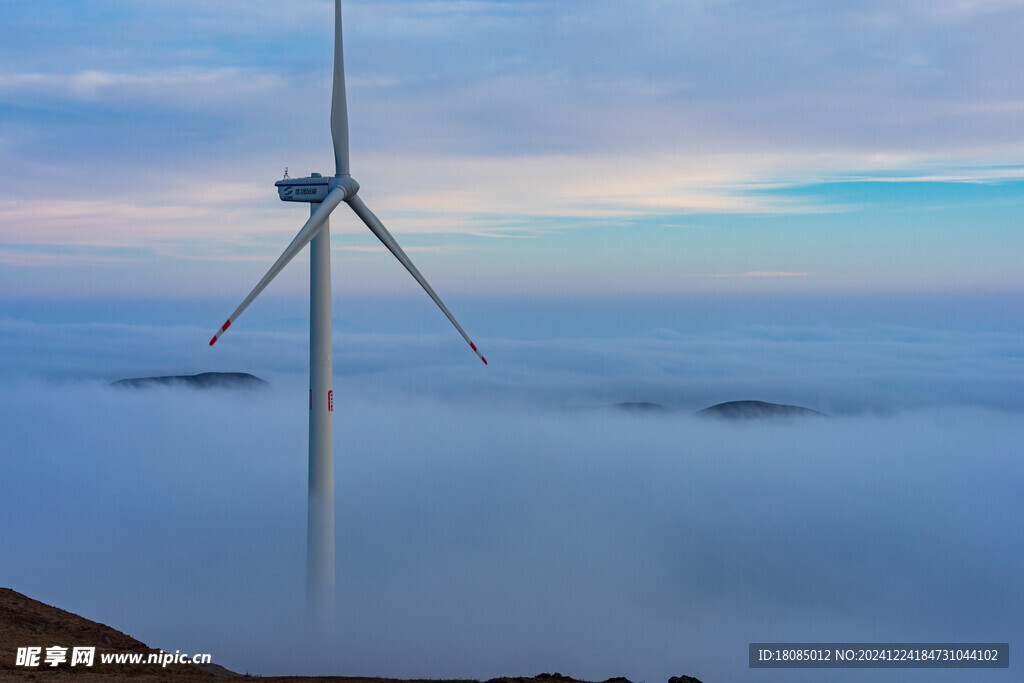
[
  {"xmin": 613, "ymin": 402, "xmax": 671, "ymax": 413},
  {"xmin": 609, "ymin": 399, "xmax": 826, "ymax": 419},
  {"xmin": 111, "ymin": 372, "xmax": 267, "ymax": 390},
  {"xmin": 696, "ymin": 400, "xmax": 826, "ymax": 419}
]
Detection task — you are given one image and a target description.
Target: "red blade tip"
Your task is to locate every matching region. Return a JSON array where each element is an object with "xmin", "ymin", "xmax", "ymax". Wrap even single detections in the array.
[
  {"xmin": 481, "ymin": 356, "xmax": 488, "ymax": 365},
  {"xmin": 210, "ymin": 319, "xmax": 230, "ymax": 346}
]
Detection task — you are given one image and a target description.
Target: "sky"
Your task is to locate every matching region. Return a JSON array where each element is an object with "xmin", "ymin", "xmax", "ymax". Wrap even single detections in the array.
[
  {"xmin": 1, "ymin": 1, "xmax": 1024, "ymax": 682},
  {"xmin": 1, "ymin": 0, "xmax": 1023, "ymax": 299}
]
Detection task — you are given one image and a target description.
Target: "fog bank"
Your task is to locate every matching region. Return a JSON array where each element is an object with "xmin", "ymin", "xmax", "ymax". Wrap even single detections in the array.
[{"xmin": 1, "ymin": 381, "xmax": 1020, "ymax": 682}]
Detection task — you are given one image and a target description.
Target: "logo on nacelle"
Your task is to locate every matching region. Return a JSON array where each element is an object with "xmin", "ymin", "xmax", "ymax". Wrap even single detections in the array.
[{"xmin": 282, "ymin": 186, "xmax": 294, "ymax": 196}]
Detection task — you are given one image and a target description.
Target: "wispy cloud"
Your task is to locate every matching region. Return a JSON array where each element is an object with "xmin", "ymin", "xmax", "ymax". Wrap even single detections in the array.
[
  {"xmin": 0, "ymin": 67, "xmax": 285, "ymax": 107},
  {"xmin": 690, "ymin": 271, "xmax": 811, "ymax": 278}
]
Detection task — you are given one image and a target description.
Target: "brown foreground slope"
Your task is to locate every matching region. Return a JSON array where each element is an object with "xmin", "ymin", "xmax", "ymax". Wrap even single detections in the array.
[
  {"xmin": 1, "ymin": 588, "xmax": 704, "ymax": 683},
  {"xmin": 0, "ymin": 587, "xmax": 224, "ymax": 679}
]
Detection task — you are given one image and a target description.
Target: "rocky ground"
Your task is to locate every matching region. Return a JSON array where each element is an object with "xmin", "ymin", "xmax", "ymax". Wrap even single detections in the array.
[{"xmin": 1, "ymin": 589, "xmax": 704, "ymax": 682}]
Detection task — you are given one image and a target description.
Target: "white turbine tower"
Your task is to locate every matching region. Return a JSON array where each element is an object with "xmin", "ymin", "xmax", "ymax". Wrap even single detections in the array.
[{"xmin": 208, "ymin": 0, "xmax": 486, "ymax": 622}]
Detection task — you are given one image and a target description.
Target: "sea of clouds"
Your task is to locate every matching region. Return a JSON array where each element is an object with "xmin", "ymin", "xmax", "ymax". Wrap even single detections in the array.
[{"xmin": 1, "ymin": 295, "xmax": 1021, "ymax": 682}]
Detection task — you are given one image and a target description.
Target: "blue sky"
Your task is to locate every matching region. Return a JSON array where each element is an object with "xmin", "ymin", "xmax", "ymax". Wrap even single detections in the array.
[{"xmin": 1, "ymin": 0, "xmax": 1023, "ymax": 300}]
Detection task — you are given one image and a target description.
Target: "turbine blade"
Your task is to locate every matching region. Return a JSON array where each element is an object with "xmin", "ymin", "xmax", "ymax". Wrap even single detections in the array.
[
  {"xmin": 331, "ymin": 0, "xmax": 349, "ymax": 176},
  {"xmin": 209, "ymin": 187, "xmax": 347, "ymax": 347},
  {"xmin": 346, "ymin": 194, "xmax": 487, "ymax": 365}
]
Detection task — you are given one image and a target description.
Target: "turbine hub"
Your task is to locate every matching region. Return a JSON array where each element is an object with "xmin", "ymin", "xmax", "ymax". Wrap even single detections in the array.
[{"xmin": 330, "ymin": 174, "xmax": 359, "ymax": 197}]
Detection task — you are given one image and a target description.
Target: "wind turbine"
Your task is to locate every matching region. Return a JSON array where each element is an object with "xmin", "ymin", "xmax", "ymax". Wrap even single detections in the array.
[{"xmin": 208, "ymin": 0, "xmax": 486, "ymax": 621}]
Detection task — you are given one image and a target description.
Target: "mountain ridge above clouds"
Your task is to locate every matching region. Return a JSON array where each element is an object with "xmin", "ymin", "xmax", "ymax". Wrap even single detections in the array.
[
  {"xmin": 612, "ymin": 400, "xmax": 826, "ymax": 419},
  {"xmin": 111, "ymin": 372, "xmax": 267, "ymax": 390},
  {"xmin": 696, "ymin": 400, "xmax": 827, "ymax": 419}
]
